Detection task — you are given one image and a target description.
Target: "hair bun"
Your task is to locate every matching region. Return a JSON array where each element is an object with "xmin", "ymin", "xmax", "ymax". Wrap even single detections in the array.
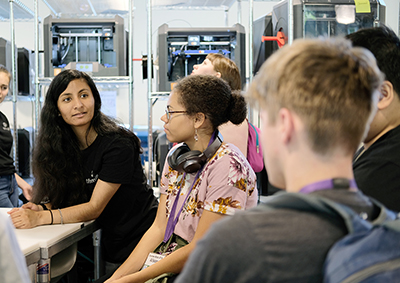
[{"xmin": 228, "ymin": 90, "xmax": 247, "ymax": 125}]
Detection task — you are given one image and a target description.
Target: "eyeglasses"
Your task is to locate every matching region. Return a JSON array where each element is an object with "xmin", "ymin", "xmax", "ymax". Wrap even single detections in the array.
[{"xmin": 165, "ymin": 108, "xmax": 187, "ymax": 121}]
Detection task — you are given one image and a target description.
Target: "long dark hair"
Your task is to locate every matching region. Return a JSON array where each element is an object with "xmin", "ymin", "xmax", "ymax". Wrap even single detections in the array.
[{"xmin": 32, "ymin": 70, "xmax": 142, "ymax": 208}]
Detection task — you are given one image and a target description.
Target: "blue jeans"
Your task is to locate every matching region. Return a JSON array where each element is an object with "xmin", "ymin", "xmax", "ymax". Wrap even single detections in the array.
[{"xmin": 0, "ymin": 174, "xmax": 19, "ymax": 207}]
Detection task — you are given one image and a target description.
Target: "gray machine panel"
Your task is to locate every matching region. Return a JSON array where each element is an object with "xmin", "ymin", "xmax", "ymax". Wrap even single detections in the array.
[
  {"xmin": 272, "ymin": 0, "xmax": 386, "ymax": 43},
  {"xmin": 43, "ymin": 15, "xmax": 127, "ymax": 77},
  {"xmin": 0, "ymin": 38, "xmax": 12, "ymax": 71},
  {"xmin": 157, "ymin": 23, "xmax": 246, "ymax": 92},
  {"xmin": 0, "ymin": 37, "xmax": 19, "ymax": 95},
  {"xmin": 18, "ymin": 47, "xmax": 35, "ymax": 96}
]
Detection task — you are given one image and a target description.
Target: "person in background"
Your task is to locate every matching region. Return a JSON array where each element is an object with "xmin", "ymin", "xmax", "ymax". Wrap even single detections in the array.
[
  {"xmin": 191, "ymin": 53, "xmax": 249, "ymax": 160},
  {"xmin": 103, "ymin": 75, "xmax": 257, "ymax": 283},
  {"xmin": 8, "ymin": 69, "xmax": 158, "ymax": 273},
  {"xmin": 347, "ymin": 26, "xmax": 400, "ymax": 212},
  {"xmin": 0, "ymin": 212, "xmax": 30, "ymax": 283},
  {"xmin": 175, "ymin": 37, "xmax": 383, "ymax": 282},
  {"xmin": 0, "ymin": 65, "xmax": 32, "ymax": 207}
]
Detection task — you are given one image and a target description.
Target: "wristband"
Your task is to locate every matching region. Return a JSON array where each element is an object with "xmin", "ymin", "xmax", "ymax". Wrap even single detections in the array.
[
  {"xmin": 58, "ymin": 208, "xmax": 64, "ymax": 225},
  {"xmin": 49, "ymin": 210, "xmax": 53, "ymax": 225}
]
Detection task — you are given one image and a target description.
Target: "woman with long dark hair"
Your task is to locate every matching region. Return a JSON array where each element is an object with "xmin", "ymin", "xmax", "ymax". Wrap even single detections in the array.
[{"xmin": 9, "ymin": 69, "xmax": 158, "ymax": 268}]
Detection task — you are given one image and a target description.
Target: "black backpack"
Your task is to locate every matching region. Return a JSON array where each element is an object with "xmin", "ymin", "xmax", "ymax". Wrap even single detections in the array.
[{"xmin": 260, "ymin": 192, "xmax": 400, "ymax": 283}]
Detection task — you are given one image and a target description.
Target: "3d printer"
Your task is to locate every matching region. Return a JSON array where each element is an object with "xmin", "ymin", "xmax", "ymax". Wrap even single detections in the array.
[
  {"xmin": 272, "ymin": 0, "xmax": 385, "ymax": 47},
  {"xmin": 157, "ymin": 23, "xmax": 246, "ymax": 91},
  {"xmin": 43, "ymin": 15, "xmax": 128, "ymax": 77},
  {"xmin": 253, "ymin": 0, "xmax": 386, "ymax": 75}
]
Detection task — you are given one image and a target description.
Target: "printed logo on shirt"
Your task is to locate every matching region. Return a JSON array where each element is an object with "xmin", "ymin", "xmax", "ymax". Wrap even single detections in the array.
[
  {"xmin": 86, "ymin": 170, "xmax": 98, "ymax": 184},
  {"xmin": 2, "ymin": 122, "xmax": 10, "ymax": 131}
]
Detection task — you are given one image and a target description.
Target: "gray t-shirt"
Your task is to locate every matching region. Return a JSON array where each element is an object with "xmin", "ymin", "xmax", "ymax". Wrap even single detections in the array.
[{"xmin": 175, "ymin": 189, "xmax": 378, "ymax": 283}]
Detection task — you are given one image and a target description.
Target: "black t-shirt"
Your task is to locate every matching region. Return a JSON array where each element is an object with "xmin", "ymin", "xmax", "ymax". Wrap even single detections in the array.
[
  {"xmin": 0, "ymin": 111, "xmax": 15, "ymax": 175},
  {"xmin": 81, "ymin": 133, "xmax": 158, "ymax": 263},
  {"xmin": 353, "ymin": 125, "xmax": 400, "ymax": 212}
]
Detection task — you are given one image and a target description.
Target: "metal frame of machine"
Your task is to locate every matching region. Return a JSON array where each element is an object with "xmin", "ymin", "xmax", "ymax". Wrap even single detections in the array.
[
  {"xmin": 43, "ymin": 14, "xmax": 128, "ymax": 77},
  {"xmin": 157, "ymin": 23, "xmax": 246, "ymax": 92},
  {"xmin": 272, "ymin": 0, "xmax": 386, "ymax": 44}
]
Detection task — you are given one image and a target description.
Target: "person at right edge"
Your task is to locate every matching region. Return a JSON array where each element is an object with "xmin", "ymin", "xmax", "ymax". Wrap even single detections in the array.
[
  {"xmin": 174, "ymin": 37, "xmax": 384, "ymax": 282},
  {"xmin": 347, "ymin": 25, "xmax": 400, "ymax": 212}
]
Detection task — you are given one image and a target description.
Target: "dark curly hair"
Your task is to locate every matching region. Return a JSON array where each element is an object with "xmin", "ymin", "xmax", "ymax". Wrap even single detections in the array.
[
  {"xmin": 173, "ymin": 75, "xmax": 247, "ymax": 133},
  {"xmin": 32, "ymin": 69, "xmax": 142, "ymax": 208}
]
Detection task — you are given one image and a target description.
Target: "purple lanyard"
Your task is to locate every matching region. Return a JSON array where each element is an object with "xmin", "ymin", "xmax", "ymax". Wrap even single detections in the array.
[
  {"xmin": 299, "ymin": 178, "xmax": 358, "ymax": 194},
  {"xmin": 163, "ymin": 170, "xmax": 201, "ymax": 243},
  {"xmin": 163, "ymin": 131, "xmax": 218, "ymax": 243}
]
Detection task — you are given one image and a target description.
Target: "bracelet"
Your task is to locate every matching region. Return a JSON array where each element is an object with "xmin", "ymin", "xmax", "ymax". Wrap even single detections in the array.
[
  {"xmin": 40, "ymin": 203, "xmax": 48, "ymax": 211},
  {"xmin": 58, "ymin": 208, "xmax": 64, "ymax": 225},
  {"xmin": 49, "ymin": 210, "xmax": 53, "ymax": 225}
]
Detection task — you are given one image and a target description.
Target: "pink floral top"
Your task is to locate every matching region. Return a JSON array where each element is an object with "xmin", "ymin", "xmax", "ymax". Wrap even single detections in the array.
[{"xmin": 160, "ymin": 142, "xmax": 258, "ymax": 243}]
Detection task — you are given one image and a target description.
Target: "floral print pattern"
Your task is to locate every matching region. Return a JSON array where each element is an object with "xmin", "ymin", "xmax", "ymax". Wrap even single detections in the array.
[{"xmin": 161, "ymin": 143, "xmax": 258, "ymax": 243}]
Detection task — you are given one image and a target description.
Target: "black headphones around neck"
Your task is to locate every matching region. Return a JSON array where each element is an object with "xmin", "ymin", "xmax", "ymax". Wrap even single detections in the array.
[{"xmin": 167, "ymin": 131, "xmax": 223, "ymax": 173}]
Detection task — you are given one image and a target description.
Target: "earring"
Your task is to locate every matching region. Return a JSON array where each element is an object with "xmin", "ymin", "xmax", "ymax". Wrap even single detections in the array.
[
  {"xmin": 58, "ymin": 113, "xmax": 61, "ymax": 117},
  {"xmin": 194, "ymin": 129, "xmax": 199, "ymax": 142}
]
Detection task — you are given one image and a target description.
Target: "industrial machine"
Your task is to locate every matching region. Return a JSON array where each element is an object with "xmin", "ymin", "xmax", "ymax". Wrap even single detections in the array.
[
  {"xmin": 0, "ymin": 38, "xmax": 30, "ymax": 96},
  {"xmin": 272, "ymin": 0, "xmax": 386, "ymax": 46},
  {"xmin": 253, "ymin": 13, "xmax": 274, "ymax": 75},
  {"xmin": 0, "ymin": 37, "xmax": 13, "ymax": 72},
  {"xmin": 43, "ymin": 15, "xmax": 128, "ymax": 77},
  {"xmin": 17, "ymin": 47, "xmax": 35, "ymax": 96},
  {"xmin": 253, "ymin": 0, "xmax": 386, "ymax": 75},
  {"xmin": 157, "ymin": 23, "xmax": 246, "ymax": 91}
]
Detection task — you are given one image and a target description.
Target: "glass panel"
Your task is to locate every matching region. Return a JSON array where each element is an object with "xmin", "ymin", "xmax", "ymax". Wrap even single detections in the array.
[{"xmin": 304, "ymin": 4, "xmax": 380, "ymax": 38}]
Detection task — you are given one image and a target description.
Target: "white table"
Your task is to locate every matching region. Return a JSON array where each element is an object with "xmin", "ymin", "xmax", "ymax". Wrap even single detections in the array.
[{"xmin": 0, "ymin": 208, "xmax": 100, "ymax": 283}]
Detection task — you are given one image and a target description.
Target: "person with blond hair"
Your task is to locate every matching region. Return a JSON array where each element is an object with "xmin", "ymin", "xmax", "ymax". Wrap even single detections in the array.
[
  {"xmin": 192, "ymin": 53, "xmax": 264, "ymax": 173},
  {"xmin": 175, "ymin": 37, "xmax": 384, "ymax": 283},
  {"xmin": 192, "ymin": 53, "xmax": 242, "ymax": 91},
  {"xmin": 191, "ymin": 54, "xmax": 248, "ymax": 157}
]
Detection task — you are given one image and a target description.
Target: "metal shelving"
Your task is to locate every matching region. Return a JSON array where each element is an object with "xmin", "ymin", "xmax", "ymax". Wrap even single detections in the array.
[
  {"xmin": 0, "ymin": 0, "xmax": 35, "ymax": 173},
  {"xmin": 0, "ymin": 0, "xmax": 34, "ymax": 21},
  {"xmin": 40, "ymin": 0, "xmax": 131, "ymax": 17},
  {"xmin": 34, "ymin": 0, "xmax": 135, "ymax": 133},
  {"xmin": 145, "ymin": 0, "xmax": 265, "ymax": 184},
  {"xmin": 151, "ymin": 0, "xmax": 274, "ymax": 10},
  {"xmin": 152, "ymin": 0, "xmax": 237, "ymax": 10}
]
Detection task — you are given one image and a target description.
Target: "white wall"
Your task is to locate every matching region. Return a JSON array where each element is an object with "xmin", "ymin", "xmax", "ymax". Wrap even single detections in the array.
[
  {"xmin": 0, "ymin": 0, "xmax": 398, "ymax": 130},
  {"xmin": 385, "ymin": 0, "xmax": 399, "ymax": 34}
]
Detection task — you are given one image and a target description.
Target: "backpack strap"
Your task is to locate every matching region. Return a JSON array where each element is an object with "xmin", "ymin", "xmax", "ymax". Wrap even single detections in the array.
[
  {"xmin": 378, "ymin": 205, "xmax": 400, "ymax": 232},
  {"xmin": 258, "ymin": 192, "xmax": 394, "ymax": 234},
  {"xmin": 248, "ymin": 122, "xmax": 259, "ymax": 153},
  {"xmin": 367, "ymin": 197, "xmax": 399, "ymax": 226}
]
